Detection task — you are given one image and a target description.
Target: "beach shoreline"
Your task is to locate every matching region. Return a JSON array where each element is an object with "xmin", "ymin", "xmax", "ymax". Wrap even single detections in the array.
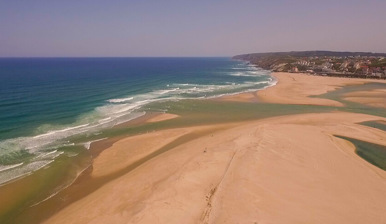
[
  {"xmin": 7, "ymin": 72, "xmax": 386, "ymax": 224},
  {"xmin": 219, "ymin": 72, "xmax": 386, "ymax": 106}
]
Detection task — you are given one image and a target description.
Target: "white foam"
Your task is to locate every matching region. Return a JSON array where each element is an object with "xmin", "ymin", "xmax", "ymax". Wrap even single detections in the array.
[
  {"xmin": 112, "ymin": 100, "xmax": 153, "ymax": 114},
  {"xmin": 228, "ymin": 72, "xmax": 263, "ymax": 77},
  {"xmin": 174, "ymin": 83, "xmax": 198, "ymax": 87},
  {"xmin": 34, "ymin": 150, "xmax": 64, "ymax": 160},
  {"xmin": 83, "ymin": 142, "xmax": 91, "ymax": 150},
  {"xmin": 169, "ymin": 81, "xmax": 271, "ymax": 96},
  {"xmin": 0, "ymin": 160, "xmax": 53, "ymax": 186},
  {"xmin": 0, "ymin": 162, "xmax": 24, "ymax": 173},
  {"xmin": 35, "ymin": 150, "xmax": 57, "ymax": 159},
  {"xmin": 107, "ymin": 97, "xmax": 134, "ymax": 103},
  {"xmin": 157, "ymin": 88, "xmax": 180, "ymax": 95},
  {"xmin": 33, "ymin": 123, "xmax": 90, "ymax": 139},
  {"xmin": 98, "ymin": 117, "xmax": 112, "ymax": 124},
  {"xmin": 83, "ymin": 137, "xmax": 107, "ymax": 150}
]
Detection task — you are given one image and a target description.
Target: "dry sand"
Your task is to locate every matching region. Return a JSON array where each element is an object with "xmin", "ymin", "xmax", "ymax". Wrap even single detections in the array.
[
  {"xmin": 91, "ymin": 128, "xmax": 190, "ymax": 178},
  {"xmin": 44, "ymin": 73, "xmax": 386, "ymax": 224},
  {"xmin": 221, "ymin": 72, "xmax": 386, "ymax": 107}
]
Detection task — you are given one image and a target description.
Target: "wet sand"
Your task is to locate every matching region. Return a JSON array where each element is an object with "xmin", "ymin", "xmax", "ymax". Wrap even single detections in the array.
[
  {"xmin": 43, "ymin": 73, "xmax": 386, "ymax": 224},
  {"xmin": 343, "ymin": 88, "xmax": 386, "ymax": 108}
]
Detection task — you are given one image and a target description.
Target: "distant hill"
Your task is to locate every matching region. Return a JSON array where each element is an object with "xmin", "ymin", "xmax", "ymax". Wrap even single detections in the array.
[
  {"xmin": 233, "ymin": 51, "xmax": 386, "ymax": 58},
  {"xmin": 233, "ymin": 51, "xmax": 386, "ymax": 70}
]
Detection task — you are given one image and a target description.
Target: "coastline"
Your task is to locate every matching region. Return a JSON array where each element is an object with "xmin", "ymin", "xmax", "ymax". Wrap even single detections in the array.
[
  {"xmin": 219, "ymin": 72, "xmax": 386, "ymax": 106},
  {"xmin": 39, "ymin": 72, "xmax": 386, "ymax": 224}
]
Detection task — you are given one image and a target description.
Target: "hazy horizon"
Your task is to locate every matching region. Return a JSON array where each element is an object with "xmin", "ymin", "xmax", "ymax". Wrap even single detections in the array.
[
  {"xmin": 1, "ymin": 0, "xmax": 386, "ymax": 57},
  {"xmin": 1, "ymin": 50, "xmax": 386, "ymax": 59}
]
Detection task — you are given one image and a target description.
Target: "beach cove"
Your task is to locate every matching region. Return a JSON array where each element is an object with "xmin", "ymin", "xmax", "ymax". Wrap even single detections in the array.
[
  {"xmin": 2, "ymin": 0, "xmax": 386, "ymax": 222},
  {"xmin": 1, "ymin": 72, "xmax": 386, "ymax": 223}
]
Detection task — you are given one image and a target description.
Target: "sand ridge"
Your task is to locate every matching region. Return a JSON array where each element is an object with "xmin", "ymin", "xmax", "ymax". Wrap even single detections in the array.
[
  {"xmin": 343, "ymin": 88, "xmax": 386, "ymax": 108},
  {"xmin": 145, "ymin": 113, "xmax": 179, "ymax": 123}
]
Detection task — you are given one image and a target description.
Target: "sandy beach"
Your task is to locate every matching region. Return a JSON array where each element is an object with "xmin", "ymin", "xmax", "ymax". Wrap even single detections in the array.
[
  {"xmin": 220, "ymin": 72, "xmax": 386, "ymax": 106},
  {"xmin": 43, "ymin": 73, "xmax": 386, "ymax": 224}
]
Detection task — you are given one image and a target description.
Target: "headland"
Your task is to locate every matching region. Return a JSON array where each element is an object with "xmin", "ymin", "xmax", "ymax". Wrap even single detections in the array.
[{"xmin": 233, "ymin": 51, "xmax": 386, "ymax": 79}]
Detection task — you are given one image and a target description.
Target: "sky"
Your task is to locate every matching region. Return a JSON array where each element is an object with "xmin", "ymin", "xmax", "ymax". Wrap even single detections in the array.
[{"xmin": 1, "ymin": 0, "xmax": 385, "ymax": 57}]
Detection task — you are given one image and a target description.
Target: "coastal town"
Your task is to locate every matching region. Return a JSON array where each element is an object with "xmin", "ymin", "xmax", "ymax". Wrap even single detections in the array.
[
  {"xmin": 234, "ymin": 51, "xmax": 386, "ymax": 79},
  {"xmin": 287, "ymin": 55, "xmax": 386, "ymax": 78}
]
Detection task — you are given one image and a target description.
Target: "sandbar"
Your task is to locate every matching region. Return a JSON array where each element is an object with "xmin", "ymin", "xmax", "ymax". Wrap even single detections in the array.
[
  {"xmin": 221, "ymin": 72, "xmax": 386, "ymax": 107},
  {"xmin": 343, "ymin": 88, "xmax": 386, "ymax": 108},
  {"xmin": 43, "ymin": 73, "xmax": 386, "ymax": 224}
]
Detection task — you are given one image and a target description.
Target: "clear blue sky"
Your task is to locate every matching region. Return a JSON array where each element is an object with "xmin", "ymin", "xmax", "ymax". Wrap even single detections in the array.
[{"xmin": 1, "ymin": 0, "xmax": 385, "ymax": 57}]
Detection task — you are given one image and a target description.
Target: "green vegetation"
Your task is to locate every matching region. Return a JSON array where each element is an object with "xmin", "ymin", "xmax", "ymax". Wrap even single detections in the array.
[
  {"xmin": 370, "ymin": 58, "xmax": 386, "ymax": 67},
  {"xmin": 297, "ymin": 65, "xmax": 308, "ymax": 71}
]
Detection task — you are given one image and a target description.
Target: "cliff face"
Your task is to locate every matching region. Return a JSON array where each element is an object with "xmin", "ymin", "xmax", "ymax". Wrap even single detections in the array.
[{"xmin": 233, "ymin": 53, "xmax": 296, "ymax": 70}]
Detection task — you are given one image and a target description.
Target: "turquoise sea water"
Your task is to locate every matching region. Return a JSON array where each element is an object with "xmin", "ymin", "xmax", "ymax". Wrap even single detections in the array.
[{"xmin": 0, "ymin": 57, "xmax": 274, "ymax": 185}]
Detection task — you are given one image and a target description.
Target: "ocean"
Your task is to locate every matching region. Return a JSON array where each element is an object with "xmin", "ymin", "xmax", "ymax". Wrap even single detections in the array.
[{"xmin": 0, "ymin": 57, "xmax": 274, "ymax": 186}]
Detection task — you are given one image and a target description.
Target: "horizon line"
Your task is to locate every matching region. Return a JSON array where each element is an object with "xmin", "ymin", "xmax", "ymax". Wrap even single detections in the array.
[
  {"xmin": 0, "ymin": 56, "xmax": 233, "ymax": 59},
  {"xmin": 2, "ymin": 50, "xmax": 386, "ymax": 58}
]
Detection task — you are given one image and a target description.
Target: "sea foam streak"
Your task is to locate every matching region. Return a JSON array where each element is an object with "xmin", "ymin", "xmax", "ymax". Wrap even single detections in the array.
[
  {"xmin": 0, "ymin": 163, "xmax": 23, "ymax": 173},
  {"xmin": 0, "ymin": 160, "xmax": 53, "ymax": 186},
  {"xmin": 108, "ymin": 97, "xmax": 134, "ymax": 103},
  {"xmin": 33, "ymin": 124, "xmax": 90, "ymax": 139},
  {"xmin": 0, "ymin": 105, "xmax": 146, "ymax": 185},
  {"xmin": 83, "ymin": 137, "xmax": 108, "ymax": 150}
]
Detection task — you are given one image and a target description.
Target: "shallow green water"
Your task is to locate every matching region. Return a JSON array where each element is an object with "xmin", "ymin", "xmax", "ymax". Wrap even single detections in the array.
[
  {"xmin": 335, "ymin": 135, "xmax": 386, "ymax": 171},
  {"xmin": 72, "ymin": 100, "xmax": 337, "ymax": 143},
  {"xmin": 359, "ymin": 120, "xmax": 386, "ymax": 131},
  {"xmin": 315, "ymin": 82, "xmax": 386, "ymax": 117},
  {"xmin": 0, "ymin": 145, "xmax": 91, "ymax": 223}
]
